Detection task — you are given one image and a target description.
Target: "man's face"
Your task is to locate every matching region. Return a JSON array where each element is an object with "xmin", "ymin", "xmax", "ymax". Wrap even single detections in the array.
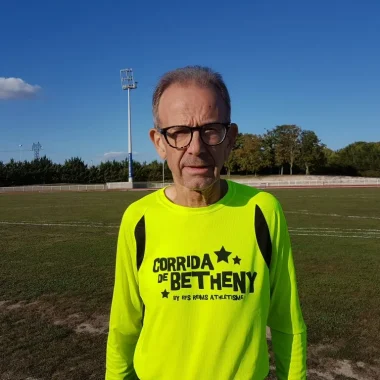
[{"xmin": 150, "ymin": 83, "xmax": 237, "ymax": 191}]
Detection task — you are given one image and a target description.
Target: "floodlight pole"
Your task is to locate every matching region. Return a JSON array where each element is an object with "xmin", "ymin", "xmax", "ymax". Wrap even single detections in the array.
[
  {"xmin": 120, "ymin": 68, "xmax": 137, "ymax": 183},
  {"xmin": 19, "ymin": 144, "xmax": 22, "ymax": 161},
  {"xmin": 127, "ymin": 87, "xmax": 132, "ymax": 179}
]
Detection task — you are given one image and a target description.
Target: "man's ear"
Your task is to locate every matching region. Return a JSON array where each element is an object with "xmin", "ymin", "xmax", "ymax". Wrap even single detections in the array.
[
  {"xmin": 223, "ymin": 123, "xmax": 238, "ymax": 163},
  {"xmin": 226, "ymin": 123, "xmax": 238, "ymax": 150},
  {"xmin": 149, "ymin": 128, "xmax": 167, "ymax": 160}
]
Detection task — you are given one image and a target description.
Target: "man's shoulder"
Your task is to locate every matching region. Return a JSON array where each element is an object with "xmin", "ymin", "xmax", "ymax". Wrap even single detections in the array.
[
  {"xmin": 230, "ymin": 180, "xmax": 281, "ymax": 210},
  {"xmin": 121, "ymin": 189, "xmax": 161, "ymax": 223}
]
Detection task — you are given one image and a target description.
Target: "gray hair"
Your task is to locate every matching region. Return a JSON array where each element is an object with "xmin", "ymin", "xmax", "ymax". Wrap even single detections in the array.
[{"xmin": 152, "ymin": 65, "xmax": 231, "ymax": 127}]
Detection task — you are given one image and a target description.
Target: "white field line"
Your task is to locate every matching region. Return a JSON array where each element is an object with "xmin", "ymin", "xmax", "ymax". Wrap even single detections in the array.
[
  {"xmin": 4, "ymin": 222, "xmax": 380, "ymax": 232},
  {"xmin": 290, "ymin": 227, "xmax": 380, "ymax": 232},
  {"xmin": 290, "ymin": 233, "xmax": 380, "ymax": 239},
  {"xmin": 289, "ymin": 229, "xmax": 380, "ymax": 235},
  {"xmin": 2, "ymin": 220, "xmax": 117, "ymax": 225},
  {"xmin": 0, "ymin": 221, "xmax": 118, "ymax": 228},
  {"xmin": 347, "ymin": 215, "xmax": 380, "ymax": 220},
  {"xmin": 290, "ymin": 225, "xmax": 380, "ymax": 239},
  {"xmin": 1, "ymin": 220, "xmax": 120, "ymax": 226},
  {"xmin": 35, "ymin": 220, "xmax": 117, "ymax": 225},
  {"xmin": 1, "ymin": 221, "xmax": 380, "ymax": 239},
  {"xmin": 297, "ymin": 195, "xmax": 377, "ymax": 199},
  {"xmin": 287, "ymin": 210, "xmax": 380, "ymax": 220}
]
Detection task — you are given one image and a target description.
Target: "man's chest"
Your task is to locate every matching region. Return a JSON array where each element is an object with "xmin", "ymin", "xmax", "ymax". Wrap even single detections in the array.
[{"xmin": 137, "ymin": 214, "xmax": 270, "ymax": 304}]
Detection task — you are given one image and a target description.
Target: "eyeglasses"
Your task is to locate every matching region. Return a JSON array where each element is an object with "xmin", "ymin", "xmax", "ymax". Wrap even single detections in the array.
[{"xmin": 157, "ymin": 122, "xmax": 231, "ymax": 149}]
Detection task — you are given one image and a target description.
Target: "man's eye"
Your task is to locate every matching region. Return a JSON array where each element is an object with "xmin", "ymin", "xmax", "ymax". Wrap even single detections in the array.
[
  {"xmin": 168, "ymin": 128, "xmax": 189, "ymax": 136},
  {"xmin": 204, "ymin": 126, "xmax": 221, "ymax": 135}
]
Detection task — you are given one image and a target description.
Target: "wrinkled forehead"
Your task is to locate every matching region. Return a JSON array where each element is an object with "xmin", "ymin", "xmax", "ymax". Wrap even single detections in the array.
[{"xmin": 157, "ymin": 83, "xmax": 229, "ymax": 127}]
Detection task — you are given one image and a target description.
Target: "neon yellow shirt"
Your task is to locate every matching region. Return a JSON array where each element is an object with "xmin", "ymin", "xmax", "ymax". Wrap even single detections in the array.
[{"xmin": 106, "ymin": 180, "xmax": 307, "ymax": 380}]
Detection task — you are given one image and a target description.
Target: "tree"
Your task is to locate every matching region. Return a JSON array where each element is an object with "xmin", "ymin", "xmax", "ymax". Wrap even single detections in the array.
[
  {"xmin": 0, "ymin": 161, "xmax": 5, "ymax": 186},
  {"xmin": 336, "ymin": 142, "xmax": 380, "ymax": 177},
  {"xmin": 5, "ymin": 159, "xmax": 20, "ymax": 186},
  {"xmin": 235, "ymin": 134, "xmax": 265, "ymax": 175},
  {"xmin": 261, "ymin": 130, "xmax": 277, "ymax": 174},
  {"xmin": 225, "ymin": 133, "xmax": 244, "ymax": 176},
  {"xmin": 88, "ymin": 165, "xmax": 100, "ymax": 183},
  {"xmin": 132, "ymin": 161, "xmax": 144, "ymax": 182},
  {"xmin": 146, "ymin": 160, "xmax": 163, "ymax": 181},
  {"xmin": 299, "ymin": 130, "xmax": 325, "ymax": 175},
  {"xmin": 27, "ymin": 156, "xmax": 55, "ymax": 184},
  {"xmin": 98, "ymin": 160, "xmax": 125, "ymax": 182},
  {"xmin": 273, "ymin": 125, "xmax": 301, "ymax": 175},
  {"xmin": 62, "ymin": 157, "xmax": 88, "ymax": 183}
]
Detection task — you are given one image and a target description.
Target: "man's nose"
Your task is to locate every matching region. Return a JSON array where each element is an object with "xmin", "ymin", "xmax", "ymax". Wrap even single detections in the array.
[{"xmin": 187, "ymin": 130, "xmax": 206, "ymax": 155}]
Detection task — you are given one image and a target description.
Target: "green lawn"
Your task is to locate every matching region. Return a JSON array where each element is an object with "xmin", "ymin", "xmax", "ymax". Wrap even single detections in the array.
[{"xmin": 1, "ymin": 188, "xmax": 380, "ymax": 379}]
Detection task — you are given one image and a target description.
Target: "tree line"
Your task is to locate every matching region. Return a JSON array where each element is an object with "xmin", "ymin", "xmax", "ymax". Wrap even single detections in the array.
[
  {"xmin": 0, "ymin": 158, "xmax": 172, "ymax": 187},
  {"xmin": 225, "ymin": 125, "xmax": 380, "ymax": 178},
  {"xmin": 0, "ymin": 125, "xmax": 379, "ymax": 187}
]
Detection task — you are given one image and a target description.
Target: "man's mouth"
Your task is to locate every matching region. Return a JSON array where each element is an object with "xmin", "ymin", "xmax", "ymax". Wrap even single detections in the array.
[{"xmin": 184, "ymin": 166, "xmax": 211, "ymax": 173}]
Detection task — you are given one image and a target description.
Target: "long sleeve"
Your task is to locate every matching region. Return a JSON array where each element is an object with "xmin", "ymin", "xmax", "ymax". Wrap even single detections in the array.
[
  {"xmin": 106, "ymin": 212, "xmax": 144, "ymax": 380},
  {"xmin": 271, "ymin": 329, "xmax": 307, "ymax": 379},
  {"xmin": 267, "ymin": 200, "xmax": 307, "ymax": 379}
]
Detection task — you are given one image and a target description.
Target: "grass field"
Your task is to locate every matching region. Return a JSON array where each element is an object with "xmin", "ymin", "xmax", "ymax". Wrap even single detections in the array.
[{"xmin": 1, "ymin": 187, "xmax": 380, "ymax": 380}]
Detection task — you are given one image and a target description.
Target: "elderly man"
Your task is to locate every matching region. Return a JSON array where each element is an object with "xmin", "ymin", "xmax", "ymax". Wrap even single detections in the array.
[{"xmin": 106, "ymin": 66, "xmax": 307, "ymax": 380}]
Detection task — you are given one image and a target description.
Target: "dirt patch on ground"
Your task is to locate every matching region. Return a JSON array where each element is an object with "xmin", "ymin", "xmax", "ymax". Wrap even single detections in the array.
[
  {"xmin": 53, "ymin": 312, "xmax": 109, "ymax": 335},
  {"xmin": 266, "ymin": 331, "xmax": 380, "ymax": 380},
  {"xmin": 1, "ymin": 298, "xmax": 109, "ymax": 336},
  {"xmin": 307, "ymin": 357, "xmax": 377, "ymax": 379},
  {"xmin": 74, "ymin": 314, "xmax": 109, "ymax": 334},
  {"xmin": 1, "ymin": 373, "xmax": 43, "ymax": 380},
  {"xmin": 5, "ymin": 300, "xmax": 27, "ymax": 310},
  {"xmin": 2, "ymin": 300, "xmax": 379, "ymax": 379},
  {"xmin": 306, "ymin": 342, "xmax": 380, "ymax": 380}
]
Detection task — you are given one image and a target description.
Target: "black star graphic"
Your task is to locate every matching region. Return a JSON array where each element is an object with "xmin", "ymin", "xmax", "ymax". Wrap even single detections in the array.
[
  {"xmin": 233, "ymin": 256, "xmax": 241, "ymax": 265},
  {"xmin": 161, "ymin": 289, "xmax": 170, "ymax": 298},
  {"xmin": 214, "ymin": 246, "xmax": 232, "ymax": 263}
]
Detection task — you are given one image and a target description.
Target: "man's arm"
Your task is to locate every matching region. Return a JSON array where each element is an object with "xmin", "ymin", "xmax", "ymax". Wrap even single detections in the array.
[
  {"xmin": 106, "ymin": 212, "xmax": 143, "ymax": 380},
  {"xmin": 267, "ymin": 200, "xmax": 307, "ymax": 380},
  {"xmin": 271, "ymin": 329, "xmax": 307, "ymax": 379}
]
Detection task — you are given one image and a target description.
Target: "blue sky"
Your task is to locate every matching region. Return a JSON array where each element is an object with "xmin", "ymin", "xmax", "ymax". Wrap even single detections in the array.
[{"xmin": 1, "ymin": 0, "xmax": 379, "ymax": 165}]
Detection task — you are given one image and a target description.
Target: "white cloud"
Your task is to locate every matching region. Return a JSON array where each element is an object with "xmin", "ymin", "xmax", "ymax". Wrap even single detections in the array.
[
  {"xmin": 103, "ymin": 151, "xmax": 128, "ymax": 160},
  {"xmin": 0, "ymin": 77, "xmax": 41, "ymax": 100}
]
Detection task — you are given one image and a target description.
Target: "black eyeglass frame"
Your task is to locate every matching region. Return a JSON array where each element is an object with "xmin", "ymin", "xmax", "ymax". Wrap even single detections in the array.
[{"xmin": 156, "ymin": 122, "xmax": 231, "ymax": 149}]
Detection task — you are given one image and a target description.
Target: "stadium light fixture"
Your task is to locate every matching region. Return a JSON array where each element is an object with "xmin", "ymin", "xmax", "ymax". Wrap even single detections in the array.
[{"xmin": 120, "ymin": 68, "xmax": 138, "ymax": 183}]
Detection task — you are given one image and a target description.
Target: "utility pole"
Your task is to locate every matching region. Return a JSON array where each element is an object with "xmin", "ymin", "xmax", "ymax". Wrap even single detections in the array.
[
  {"xmin": 120, "ymin": 68, "xmax": 137, "ymax": 183},
  {"xmin": 32, "ymin": 142, "xmax": 42, "ymax": 160}
]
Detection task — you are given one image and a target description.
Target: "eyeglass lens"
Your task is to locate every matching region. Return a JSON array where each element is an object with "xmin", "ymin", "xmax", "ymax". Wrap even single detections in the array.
[{"xmin": 165, "ymin": 123, "xmax": 227, "ymax": 148}]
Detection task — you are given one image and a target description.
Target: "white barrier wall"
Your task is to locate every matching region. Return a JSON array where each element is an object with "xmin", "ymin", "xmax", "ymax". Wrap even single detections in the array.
[
  {"xmin": 0, "ymin": 177, "xmax": 379, "ymax": 193},
  {"xmin": 106, "ymin": 182, "xmax": 133, "ymax": 190},
  {"xmin": 0, "ymin": 184, "xmax": 106, "ymax": 192}
]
